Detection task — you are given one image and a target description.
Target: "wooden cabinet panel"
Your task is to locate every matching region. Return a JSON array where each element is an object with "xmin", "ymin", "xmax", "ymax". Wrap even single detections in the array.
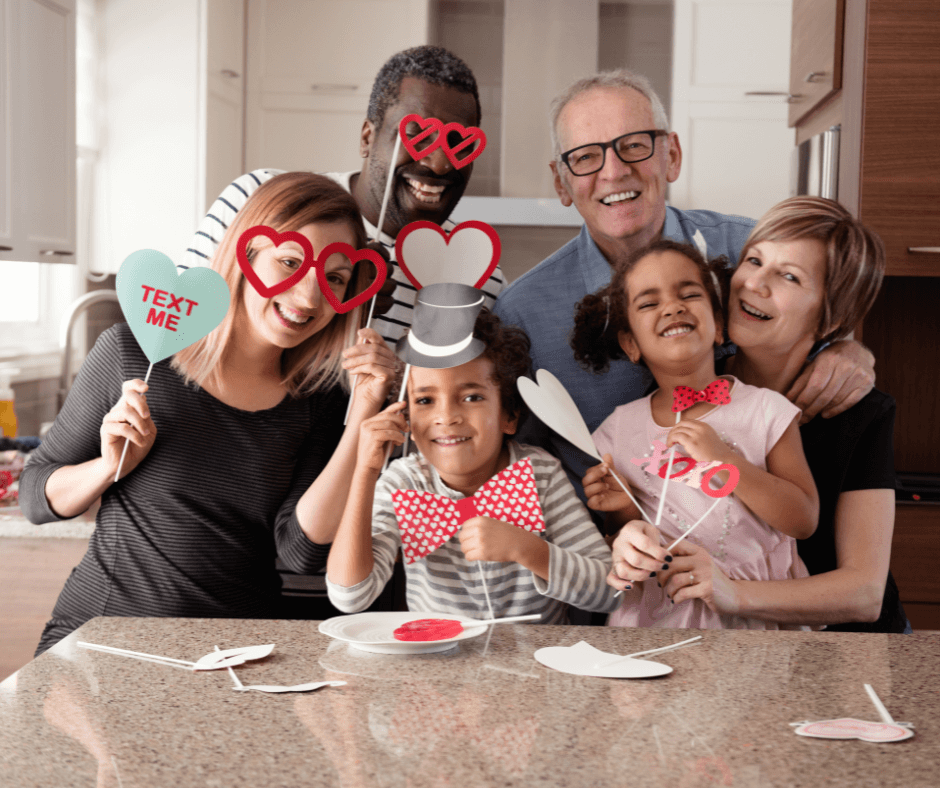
[
  {"xmin": 788, "ymin": 0, "xmax": 843, "ymax": 126},
  {"xmin": 890, "ymin": 504, "xmax": 940, "ymax": 605}
]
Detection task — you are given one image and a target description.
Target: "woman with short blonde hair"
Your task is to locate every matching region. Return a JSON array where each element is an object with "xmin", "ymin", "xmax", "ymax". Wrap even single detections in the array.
[{"xmin": 22, "ymin": 173, "xmax": 399, "ymax": 653}]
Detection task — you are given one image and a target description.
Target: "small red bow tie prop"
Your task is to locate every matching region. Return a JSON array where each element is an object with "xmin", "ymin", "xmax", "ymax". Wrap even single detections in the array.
[
  {"xmin": 672, "ymin": 379, "xmax": 731, "ymax": 412},
  {"xmin": 391, "ymin": 457, "xmax": 546, "ymax": 563}
]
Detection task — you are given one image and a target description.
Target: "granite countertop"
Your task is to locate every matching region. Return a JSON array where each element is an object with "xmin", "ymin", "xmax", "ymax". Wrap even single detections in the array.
[{"xmin": 2, "ymin": 618, "xmax": 938, "ymax": 787}]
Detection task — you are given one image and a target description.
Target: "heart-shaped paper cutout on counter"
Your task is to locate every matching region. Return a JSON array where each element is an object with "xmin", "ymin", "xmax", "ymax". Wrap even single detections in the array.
[
  {"xmin": 116, "ymin": 249, "xmax": 230, "ymax": 365},
  {"xmin": 399, "ymin": 114, "xmax": 444, "ymax": 160},
  {"xmin": 314, "ymin": 242, "xmax": 387, "ymax": 314},
  {"xmin": 395, "ymin": 220, "xmax": 501, "ymax": 290},
  {"xmin": 534, "ymin": 641, "xmax": 672, "ymax": 678},
  {"xmin": 192, "ymin": 644, "xmax": 275, "ymax": 672},
  {"xmin": 792, "ymin": 718, "xmax": 914, "ymax": 743},
  {"xmin": 236, "ymin": 225, "xmax": 316, "ymax": 299},
  {"xmin": 517, "ymin": 369, "xmax": 600, "ymax": 461}
]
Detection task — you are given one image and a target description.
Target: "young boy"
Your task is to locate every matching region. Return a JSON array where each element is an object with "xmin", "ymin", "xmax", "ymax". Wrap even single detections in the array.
[{"xmin": 326, "ymin": 284, "xmax": 618, "ymax": 623}]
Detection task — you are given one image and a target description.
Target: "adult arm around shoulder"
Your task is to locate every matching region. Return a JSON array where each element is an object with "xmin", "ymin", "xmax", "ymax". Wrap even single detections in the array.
[{"xmin": 786, "ymin": 339, "xmax": 875, "ymax": 423}]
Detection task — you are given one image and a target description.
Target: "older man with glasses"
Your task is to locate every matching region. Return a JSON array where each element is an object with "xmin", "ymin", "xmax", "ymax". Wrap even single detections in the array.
[{"xmin": 495, "ymin": 68, "xmax": 876, "ymax": 500}]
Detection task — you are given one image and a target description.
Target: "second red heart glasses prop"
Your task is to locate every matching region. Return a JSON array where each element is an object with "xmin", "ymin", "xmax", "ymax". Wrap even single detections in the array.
[{"xmin": 398, "ymin": 113, "xmax": 487, "ymax": 169}]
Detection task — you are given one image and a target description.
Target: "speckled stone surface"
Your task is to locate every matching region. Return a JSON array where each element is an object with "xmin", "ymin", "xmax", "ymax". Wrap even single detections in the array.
[{"xmin": 1, "ymin": 618, "xmax": 937, "ymax": 787}]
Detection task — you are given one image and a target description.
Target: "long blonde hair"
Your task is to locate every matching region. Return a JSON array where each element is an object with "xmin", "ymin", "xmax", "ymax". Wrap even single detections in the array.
[{"xmin": 173, "ymin": 172, "xmax": 371, "ymax": 396}]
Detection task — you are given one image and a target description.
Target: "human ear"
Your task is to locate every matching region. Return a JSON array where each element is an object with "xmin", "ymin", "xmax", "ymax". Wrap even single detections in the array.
[
  {"xmin": 359, "ymin": 119, "xmax": 376, "ymax": 158},
  {"xmin": 618, "ymin": 329, "xmax": 642, "ymax": 364},
  {"xmin": 501, "ymin": 408, "xmax": 519, "ymax": 436},
  {"xmin": 665, "ymin": 132, "xmax": 682, "ymax": 184},
  {"xmin": 551, "ymin": 161, "xmax": 574, "ymax": 207}
]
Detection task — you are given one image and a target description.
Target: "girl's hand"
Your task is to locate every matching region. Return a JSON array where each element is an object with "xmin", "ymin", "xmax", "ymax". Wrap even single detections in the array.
[
  {"xmin": 100, "ymin": 379, "xmax": 157, "ymax": 480},
  {"xmin": 582, "ymin": 454, "xmax": 634, "ymax": 513},
  {"xmin": 607, "ymin": 520, "xmax": 672, "ymax": 591},
  {"xmin": 343, "ymin": 328, "xmax": 399, "ymax": 411},
  {"xmin": 459, "ymin": 516, "xmax": 530, "ymax": 564},
  {"xmin": 356, "ymin": 401, "xmax": 408, "ymax": 474},
  {"xmin": 658, "ymin": 541, "xmax": 740, "ymax": 614},
  {"xmin": 666, "ymin": 420, "xmax": 732, "ymax": 464}
]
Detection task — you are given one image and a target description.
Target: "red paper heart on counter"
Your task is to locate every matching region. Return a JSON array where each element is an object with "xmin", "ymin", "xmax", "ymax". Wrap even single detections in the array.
[{"xmin": 393, "ymin": 619, "xmax": 464, "ymax": 642}]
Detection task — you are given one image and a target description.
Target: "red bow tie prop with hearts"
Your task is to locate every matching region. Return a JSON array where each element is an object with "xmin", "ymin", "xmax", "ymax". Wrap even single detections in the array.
[
  {"xmin": 391, "ymin": 457, "xmax": 545, "ymax": 564},
  {"xmin": 672, "ymin": 379, "xmax": 732, "ymax": 413}
]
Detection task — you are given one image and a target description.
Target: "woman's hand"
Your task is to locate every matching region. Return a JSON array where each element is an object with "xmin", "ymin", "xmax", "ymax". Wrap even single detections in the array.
[
  {"xmin": 666, "ymin": 420, "xmax": 732, "ymax": 464},
  {"xmin": 100, "ymin": 379, "xmax": 157, "ymax": 480},
  {"xmin": 343, "ymin": 328, "xmax": 399, "ymax": 412},
  {"xmin": 582, "ymin": 454, "xmax": 635, "ymax": 513},
  {"xmin": 356, "ymin": 401, "xmax": 408, "ymax": 474},
  {"xmin": 658, "ymin": 541, "xmax": 740, "ymax": 614},
  {"xmin": 607, "ymin": 520, "xmax": 672, "ymax": 592}
]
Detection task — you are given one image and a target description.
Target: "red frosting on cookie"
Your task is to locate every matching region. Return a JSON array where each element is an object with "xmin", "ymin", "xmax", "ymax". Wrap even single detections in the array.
[{"xmin": 393, "ymin": 619, "xmax": 464, "ymax": 642}]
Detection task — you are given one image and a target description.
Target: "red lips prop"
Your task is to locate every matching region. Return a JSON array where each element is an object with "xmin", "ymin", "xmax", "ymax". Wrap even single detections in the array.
[
  {"xmin": 398, "ymin": 114, "xmax": 487, "ymax": 170},
  {"xmin": 236, "ymin": 226, "xmax": 387, "ymax": 314}
]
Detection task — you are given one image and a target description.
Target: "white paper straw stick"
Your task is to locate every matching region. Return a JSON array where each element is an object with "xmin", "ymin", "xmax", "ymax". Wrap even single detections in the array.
[
  {"xmin": 594, "ymin": 635, "xmax": 703, "ymax": 669},
  {"xmin": 381, "ymin": 363, "xmax": 410, "ymax": 472},
  {"xmin": 78, "ymin": 640, "xmax": 195, "ymax": 667},
  {"xmin": 864, "ymin": 683, "xmax": 895, "ymax": 724},
  {"xmin": 216, "ymin": 645, "xmax": 244, "ymax": 690},
  {"xmin": 607, "ymin": 469, "xmax": 652, "ymax": 524},
  {"xmin": 465, "ymin": 613, "xmax": 541, "ymax": 627},
  {"xmin": 654, "ymin": 411, "xmax": 681, "ymax": 526},
  {"xmin": 114, "ymin": 362, "xmax": 154, "ymax": 482},
  {"xmin": 477, "ymin": 562, "xmax": 496, "ymax": 621},
  {"xmin": 666, "ymin": 497, "xmax": 723, "ymax": 552}
]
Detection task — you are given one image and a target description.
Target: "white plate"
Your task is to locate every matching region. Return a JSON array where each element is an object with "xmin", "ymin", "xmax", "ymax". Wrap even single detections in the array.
[{"xmin": 318, "ymin": 612, "xmax": 490, "ymax": 654}]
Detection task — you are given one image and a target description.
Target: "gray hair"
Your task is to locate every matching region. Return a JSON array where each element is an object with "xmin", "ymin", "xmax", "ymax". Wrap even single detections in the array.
[{"xmin": 550, "ymin": 68, "xmax": 670, "ymax": 157}]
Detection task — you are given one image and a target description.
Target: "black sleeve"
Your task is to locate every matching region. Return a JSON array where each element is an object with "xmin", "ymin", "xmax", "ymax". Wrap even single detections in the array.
[
  {"xmin": 842, "ymin": 394, "xmax": 896, "ymax": 493},
  {"xmin": 273, "ymin": 385, "xmax": 348, "ymax": 573},
  {"xmin": 18, "ymin": 327, "xmax": 125, "ymax": 524}
]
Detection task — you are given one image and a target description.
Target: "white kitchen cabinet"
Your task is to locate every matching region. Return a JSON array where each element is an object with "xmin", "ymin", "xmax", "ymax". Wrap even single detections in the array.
[
  {"xmin": 670, "ymin": 0, "xmax": 794, "ymax": 220},
  {"xmin": 0, "ymin": 0, "xmax": 76, "ymax": 265},
  {"xmin": 245, "ymin": 0, "xmax": 432, "ymax": 175}
]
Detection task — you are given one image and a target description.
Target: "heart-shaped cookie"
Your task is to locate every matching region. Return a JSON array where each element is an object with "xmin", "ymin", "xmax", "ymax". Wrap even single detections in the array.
[
  {"xmin": 516, "ymin": 369, "xmax": 600, "ymax": 461},
  {"xmin": 116, "ymin": 249, "xmax": 230, "ymax": 364},
  {"xmin": 395, "ymin": 220, "xmax": 501, "ymax": 290},
  {"xmin": 314, "ymin": 243, "xmax": 387, "ymax": 314}
]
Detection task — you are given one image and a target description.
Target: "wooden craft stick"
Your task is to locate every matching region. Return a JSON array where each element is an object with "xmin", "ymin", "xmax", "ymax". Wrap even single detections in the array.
[{"xmin": 114, "ymin": 362, "xmax": 154, "ymax": 482}]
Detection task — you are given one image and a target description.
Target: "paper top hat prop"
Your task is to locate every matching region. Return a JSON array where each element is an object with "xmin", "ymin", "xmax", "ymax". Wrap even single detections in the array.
[{"xmin": 396, "ymin": 283, "xmax": 486, "ymax": 369}]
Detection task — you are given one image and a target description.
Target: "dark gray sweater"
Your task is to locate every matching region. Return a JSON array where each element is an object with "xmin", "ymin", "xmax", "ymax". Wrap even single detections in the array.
[{"xmin": 21, "ymin": 324, "xmax": 345, "ymax": 654}]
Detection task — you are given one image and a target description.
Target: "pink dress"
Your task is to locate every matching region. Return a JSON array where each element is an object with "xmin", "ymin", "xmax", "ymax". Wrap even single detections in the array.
[{"xmin": 593, "ymin": 377, "xmax": 810, "ymax": 630}]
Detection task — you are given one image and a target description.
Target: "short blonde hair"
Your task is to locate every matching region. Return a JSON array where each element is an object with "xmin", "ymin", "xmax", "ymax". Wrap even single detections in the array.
[
  {"xmin": 741, "ymin": 197, "xmax": 886, "ymax": 343},
  {"xmin": 173, "ymin": 172, "xmax": 370, "ymax": 396}
]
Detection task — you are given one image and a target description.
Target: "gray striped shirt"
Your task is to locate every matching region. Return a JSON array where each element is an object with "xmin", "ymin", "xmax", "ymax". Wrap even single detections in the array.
[{"xmin": 327, "ymin": 442, "xmax": 619, "ymax": 622}]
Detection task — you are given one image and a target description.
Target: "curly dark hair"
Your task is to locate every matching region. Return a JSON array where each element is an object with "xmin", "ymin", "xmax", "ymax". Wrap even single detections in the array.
[
  {"xmin": 571, "ymin": 239, "xmax": 728, "ymax": 374},
  {"xmin": 393, "ymin": 308, "xmax": 532, "ymax": 430},
  {"xmin": 367, "ymin": 45, "xmax": 481, "ymax": 130}
]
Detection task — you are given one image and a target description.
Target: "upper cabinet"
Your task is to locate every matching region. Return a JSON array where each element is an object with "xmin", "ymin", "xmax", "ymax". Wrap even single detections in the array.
[
  {"xmin": 787, "ymin": 0, "xmax": 844, "ymax": 126},
  {"xmin": 0, "ymin": 0, "xmax": 76, "ymax": 265}
]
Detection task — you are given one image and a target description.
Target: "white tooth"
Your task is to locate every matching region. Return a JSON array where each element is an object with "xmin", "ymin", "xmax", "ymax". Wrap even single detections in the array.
[
  {"xmin": 276, "ymin": 303, "xmax": 310, "ymax": 324},
  {"xmin": 601, "ymin": 191, "xmax": 639, "ymax": 205},
  {"xmin": 742, "ymin": 302, "xmax": 771, "ymax": 319}
]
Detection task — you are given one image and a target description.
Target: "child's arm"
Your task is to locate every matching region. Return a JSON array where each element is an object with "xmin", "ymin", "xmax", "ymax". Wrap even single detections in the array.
[
  {"xmin": 582, "ymin": 454, "xmax": 644, "ymax": 535},
  {"xmin": 325, "ymin": 403, "xmax": 407, "ymax": 612},
  {"xmin": 459, "ymin": 517, "xmax": 550, "ymax": 579},
  {"xmin": 667, "ymin": 416, "xmax": 819, "ymax": 540}
]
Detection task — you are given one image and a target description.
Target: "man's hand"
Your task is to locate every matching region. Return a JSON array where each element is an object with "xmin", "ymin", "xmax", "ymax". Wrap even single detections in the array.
[
  {"xmin": 786, "ymin": 339, "xmax": 875, "ymax": 424},
  {"xmin": 365, "ymin": 242, "xmax": 396, "ymax": 317}
]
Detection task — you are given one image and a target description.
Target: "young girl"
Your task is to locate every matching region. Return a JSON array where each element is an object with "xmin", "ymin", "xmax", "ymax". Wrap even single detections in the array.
[
  {"xmin": 326, "ymin": 296, "xmax": 619, "ymax": 623},
  {"xmin": 572, "ymin": 239, "xmax": 819, "ymax": 630},
  {"xmin": 21, "ymin": 173, "xmax": 399, "ymax": 653}
]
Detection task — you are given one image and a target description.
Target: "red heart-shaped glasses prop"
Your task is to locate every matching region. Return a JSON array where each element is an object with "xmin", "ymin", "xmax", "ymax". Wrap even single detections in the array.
[
  {"xmin": 237, "ymin": 226, "xmax": 387, "ymax": 314},
  {"xmin": 398, "ymin": 114, "xmax": 486, "ymax": 170},
  {"xmin": 394, "ymin": 220, "xmax": 501, "ymax": 291}
]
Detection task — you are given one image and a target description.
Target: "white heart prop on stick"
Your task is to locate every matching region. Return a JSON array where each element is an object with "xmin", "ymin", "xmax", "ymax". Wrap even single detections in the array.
[
  {"xmin": 534, "ymin": 641, "xmax": 672, "ymax": 678},
  {"xmin": 395, "ymin": 220, "xmax": 501, "ymax": 290},
  {"xmin": 234, "ymin": 681, "xmax": 347, "ymax": 694},
  {"xmin": 517, "ymin": 369, "xmax": 600, "ymax": 460},
  {"xmin": 192, "ymin": 644, "xmax": 275, "ymax": 671}
]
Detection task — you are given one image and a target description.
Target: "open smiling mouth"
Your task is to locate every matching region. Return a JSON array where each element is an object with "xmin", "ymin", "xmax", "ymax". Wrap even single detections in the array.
[
  {"xmin": 405, "ymin": 177, "xmax": 446, "ymax": 205},
  {"xmin": 740, "ymin": 301, "xmax": 772, "ymax": 320},
  {"xmin": 433, "ymin": 436, "xmax": 470, "ymax": 446},
  {"xmin": 601, "ymin": 191, "xmax": 640, "ymax": 205},
  {"xmin": 274, "ymin": 302, "xmax": 312, "ymax": 328},
  {"xmin": 660, "ymin": 322, "xmax": 694, "ymax": 337}
]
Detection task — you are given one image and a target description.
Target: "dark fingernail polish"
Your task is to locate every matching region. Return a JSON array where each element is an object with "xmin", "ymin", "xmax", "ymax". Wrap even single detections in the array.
[
  {"xmin": 662, "ymin": 563, "xmax": 670, "ymax": 571},
  {"xmin": 670, "ymin": 598, "xmax": 675, "ymax": 604},
  {"xmin": 624, "ymin": 585, "xmax": 632, "ymax": 591},
  {"xmin": 649, "ymin": 571, "xmax": 656, "ymax": 578},
  {"xmin": 665, "ymin": 555, "xmax": 673, "ymax": 563},
  {"xmin": 657, "ymin": 581, "xmax": 661, "ymax": 588}
]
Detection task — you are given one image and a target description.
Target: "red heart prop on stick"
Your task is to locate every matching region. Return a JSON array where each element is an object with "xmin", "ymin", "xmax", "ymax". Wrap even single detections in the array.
[
  {"xmin": 314, "ymin": 243, "xmax": 388, "ymax": 314},
  {"xmin": 440, "ymin": 122, "xmax": 486, "ymax": 169},
  {"xmin": 395, "ymin": 220, "xmax": 501, "ymax": 291},
  {"xmin": 399, "ymin": 114, "xmax": 444, "ymax": 161},
  {"xmin": 237, "ymin": 226, "xmax": 315, "ymax": 299}
]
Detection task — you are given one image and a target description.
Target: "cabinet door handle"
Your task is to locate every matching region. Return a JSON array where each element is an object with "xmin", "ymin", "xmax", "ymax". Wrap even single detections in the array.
[
  {"xmin": 804, "ymin": 71, "xmax": 828, "ymax": 83},
  {"xmin": 221, "ymin": 69, "xmax": 240, "ymax": 78},
  {"xmin": 0, "ymin": 245, "xmax": 12, "ymax": 252},
  {"xmin": 311, "ymin": 84, "xmax": 358, "ymax": 91},
  {"xmin": 744, "ymin": 92, "xmax": 801, "ymax": 102},
  {"xmin": 40, "ymin": 249, "xmax": 74, "ymax": 257},
  {"xmin": 908, "ymin": 247, "xmax": 940, "ymax": 254}
]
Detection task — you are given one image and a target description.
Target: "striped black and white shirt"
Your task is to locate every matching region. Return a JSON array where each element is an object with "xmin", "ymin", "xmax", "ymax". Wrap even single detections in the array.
[
  {"xmin": 326, "ymin": 442, "xmax": 619, "ymax": 622},
  {"xmin": 183, "ymin": 169, "xmax": 506, "ymax": 345}
]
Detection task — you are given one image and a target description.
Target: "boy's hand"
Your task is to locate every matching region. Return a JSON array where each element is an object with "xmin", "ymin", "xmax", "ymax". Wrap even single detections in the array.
[
  {"xmin": 356, "ymin": 401, "xmax": 408, "ymax": 474},
  {"xmin": 582, "ymin": 454, "xmax": 634, "ymax": 512},
  {"xmin": 459, "ymin": 516, "xmax": 532, "ymax": 564},
  {"xmin": 666, "ymin": 420, "xmax": 732, "ymax": 464}
]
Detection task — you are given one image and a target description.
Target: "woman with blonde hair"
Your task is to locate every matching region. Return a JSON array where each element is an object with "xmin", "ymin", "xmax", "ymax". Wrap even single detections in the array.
[
  {"xmin": 603, "ymin": 196, "xmax": 908, "ymax": 632},
  {"xmin": 22, "ymin": 173, "xmax": 400, "ymax": 653}
]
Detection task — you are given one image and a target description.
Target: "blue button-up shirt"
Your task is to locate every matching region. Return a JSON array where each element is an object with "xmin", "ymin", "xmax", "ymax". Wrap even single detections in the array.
[{"xmin": 494, "ymin": 206, "xmax": 756, "ymax": 495}]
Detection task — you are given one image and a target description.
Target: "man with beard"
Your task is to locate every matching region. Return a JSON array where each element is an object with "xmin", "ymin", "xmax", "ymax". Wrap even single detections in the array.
[{"xmin": 185, "ymin": 46, "xmax": 504, "ymax": 342}]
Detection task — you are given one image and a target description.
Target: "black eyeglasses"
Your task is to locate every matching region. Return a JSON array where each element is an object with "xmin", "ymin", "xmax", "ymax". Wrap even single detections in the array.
[{"xmin": 559, "ymin": 130, "xmax": 668, "ymax": 176}]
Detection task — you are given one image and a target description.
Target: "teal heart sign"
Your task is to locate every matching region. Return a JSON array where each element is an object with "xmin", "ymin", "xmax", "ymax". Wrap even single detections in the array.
[{"xmin": 116, "ymin": 249, "xmax": 230, "ymax": 364}]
